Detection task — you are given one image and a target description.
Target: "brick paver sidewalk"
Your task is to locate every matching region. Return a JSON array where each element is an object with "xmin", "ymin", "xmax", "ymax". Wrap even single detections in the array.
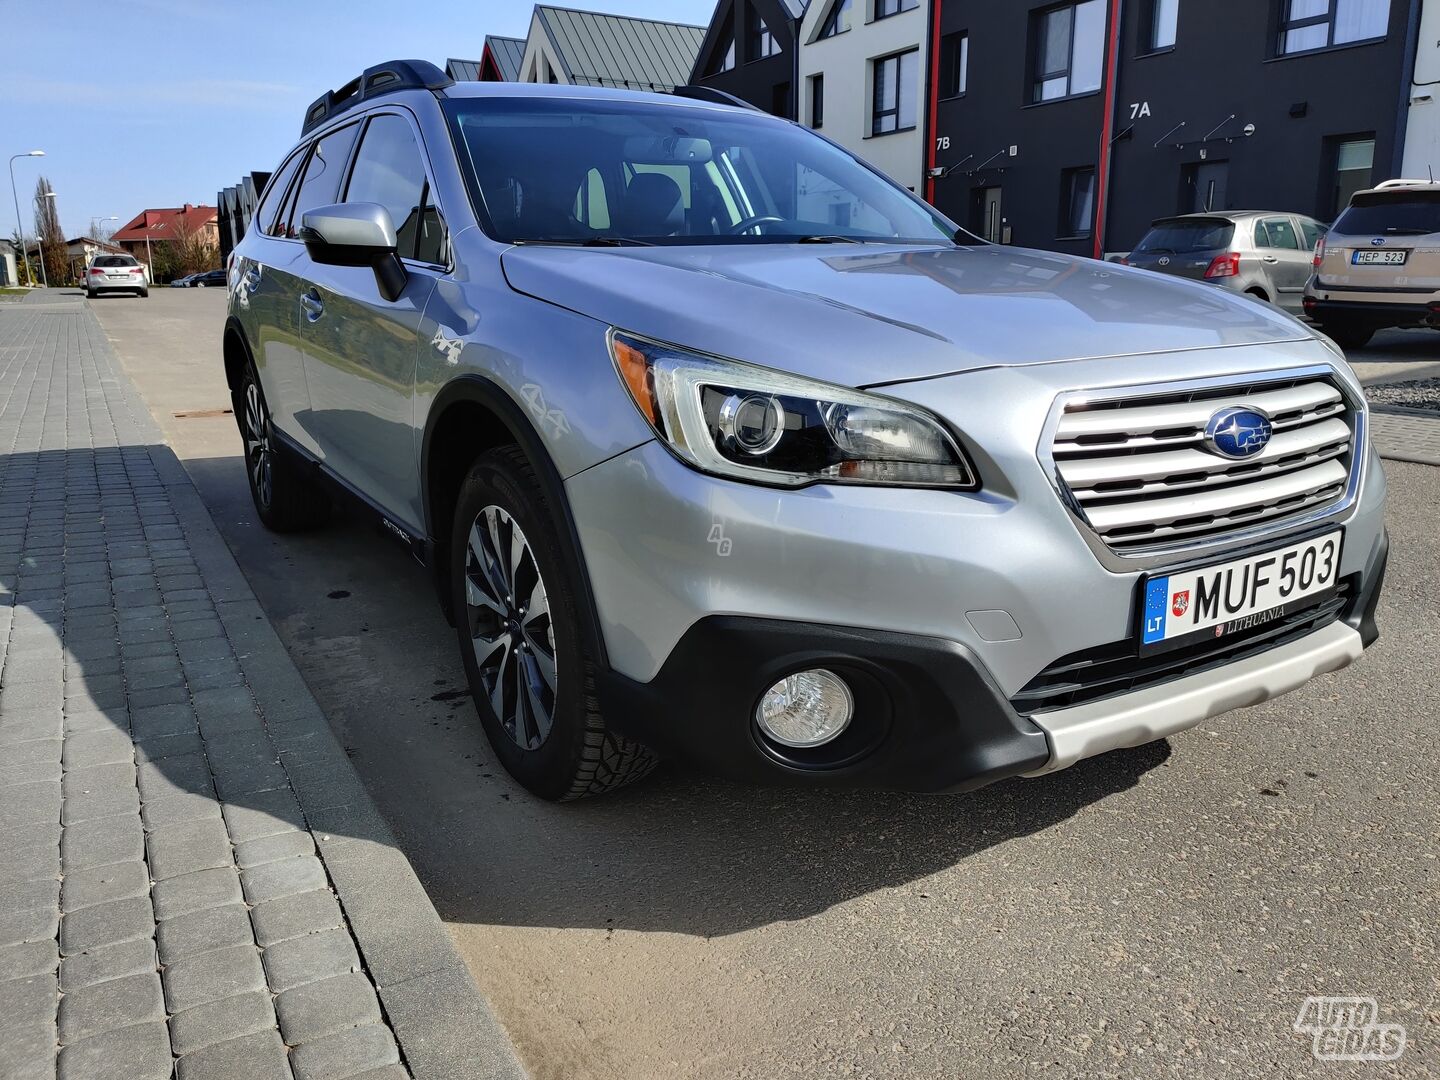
[{"xmin": 0, "ymin": 293, "xmax": 524, "ymax": 1080}]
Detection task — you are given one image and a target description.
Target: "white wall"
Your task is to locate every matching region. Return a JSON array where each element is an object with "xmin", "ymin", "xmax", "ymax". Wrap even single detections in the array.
[
  {"xmin": 1403, "ymin": 0, "xmax": 1440, "ymax": 178},
  {"xmin": 518, "ymin": 15, "xmax": 569, "ymax": 85},
  {"xmin": 798, "ymin": 1, "xmax": 928, "ymax": 191}
]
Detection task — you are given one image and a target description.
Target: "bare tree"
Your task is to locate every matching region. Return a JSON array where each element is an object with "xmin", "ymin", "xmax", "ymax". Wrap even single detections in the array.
[
  {"xmin": 33, "ymin": 176, "xmax": 67, "ymax": 285},
  {"xmin": 169, "ymin": 213, "xmax": 219, "ymax": 277}
]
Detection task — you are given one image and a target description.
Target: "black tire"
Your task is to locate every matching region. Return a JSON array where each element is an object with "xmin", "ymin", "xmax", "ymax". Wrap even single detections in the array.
[
  {"xmin": 139, "ymin": 289, "xmax": 149, "ymax": 298},
  {"xmin": 1320, "ymin": 323, "xmax": 1374, "ymax": 351},
  {"xmin": 234, "ymin": 360, "xmax": 329, "ymax": 532},
  {"xmin": 450, "ymin": 446, "xmax": 657, "ymax": 800},
  {"xmin": 85, "ymin": 289, "xmax": 96, "ymax": 300}
]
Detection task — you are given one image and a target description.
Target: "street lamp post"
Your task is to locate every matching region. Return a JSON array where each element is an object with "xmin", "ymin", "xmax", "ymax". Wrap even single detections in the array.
[
  {"xmin": 8, "ymin": 149, "xmax": 45, "ymax": 287},
  {"xmin": 35, "ymin": 190, "xmax": 57, "ymax": 290}
]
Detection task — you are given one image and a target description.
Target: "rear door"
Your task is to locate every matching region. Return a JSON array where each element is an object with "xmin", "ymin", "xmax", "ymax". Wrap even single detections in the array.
[
  {"xmin": 1252, "ymin": 215, "xmax": 1311, "ymax": 310},
  {"xmin": 297, "ymin": 109, "xmax": 444, "ymax": 530}
]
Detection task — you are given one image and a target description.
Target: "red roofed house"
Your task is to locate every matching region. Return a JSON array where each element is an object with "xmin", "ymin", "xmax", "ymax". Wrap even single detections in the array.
[{"xmin": 112, "ymin": 204, "xmax": 219, "ymax": 282}]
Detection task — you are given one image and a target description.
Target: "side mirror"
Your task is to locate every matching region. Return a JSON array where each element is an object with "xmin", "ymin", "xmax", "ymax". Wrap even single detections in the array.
[{"xmin": 299, "ymin": 202, "xmax": 407, "ymax": 302}]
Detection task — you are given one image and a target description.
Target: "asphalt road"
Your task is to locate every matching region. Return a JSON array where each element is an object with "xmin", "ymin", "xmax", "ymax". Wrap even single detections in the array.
[{"xmin": 91, "ymin": 289, "xmax": 1438, "ymax": 1079}]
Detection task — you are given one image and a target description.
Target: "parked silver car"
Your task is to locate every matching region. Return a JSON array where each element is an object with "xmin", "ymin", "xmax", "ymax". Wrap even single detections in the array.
[
  {"xmin": 1125, "ymin": 211, "xmax": 1327, "ymax": 312},
  {"xmin": 225, "ymin": 63, "xmax": 1387, "ymax": 801}
]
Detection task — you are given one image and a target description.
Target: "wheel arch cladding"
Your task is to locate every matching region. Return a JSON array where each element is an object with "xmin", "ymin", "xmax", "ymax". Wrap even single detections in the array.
[
  {"xmin": 422, "ymin": 374, "xmax": 610, "ymax": 666},
  {"xmin": 222, "ymin": 317, "xmax": 251, "ymax": 395}
]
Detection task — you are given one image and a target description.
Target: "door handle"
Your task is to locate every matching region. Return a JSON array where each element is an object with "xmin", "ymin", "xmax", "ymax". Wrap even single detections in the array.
[
  {"xmin": 300, "ymin": 289, "xmax": 324, "ymax": 322},
  {"xmin": 1262, "ymin": 255, "xmax": 1279, "ymax": 264}
]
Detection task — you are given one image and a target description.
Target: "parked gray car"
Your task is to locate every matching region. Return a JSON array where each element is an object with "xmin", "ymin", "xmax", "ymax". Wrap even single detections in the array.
[
  {"xmin": 1125, "ymin": 211, "xmax": 1327, "ymax": 312},
  {"xmin": 224, "ymin": 62, "xmax": 1387, "ymax": 801}
]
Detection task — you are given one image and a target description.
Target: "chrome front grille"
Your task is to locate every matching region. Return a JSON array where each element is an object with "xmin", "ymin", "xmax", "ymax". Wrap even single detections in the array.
[{"xmin": 1052, "ymin": 375, "xmax": 1356, "ymax": 553}]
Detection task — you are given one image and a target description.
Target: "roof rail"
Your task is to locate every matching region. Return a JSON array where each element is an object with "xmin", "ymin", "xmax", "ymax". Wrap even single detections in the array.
[
  {"xmin": 670, "ymin": 85, "xmax": 761, "ymax": 111},
  {"xmin": 1374, "ymin": 178, "xmax": 1435, "ymax": 190},
  {"xmin": 301, "ymin": 60, "xmax": 454, "ymax": 135}
]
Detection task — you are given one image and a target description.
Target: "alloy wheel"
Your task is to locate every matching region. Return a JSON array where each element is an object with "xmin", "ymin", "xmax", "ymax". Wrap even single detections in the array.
[
  {"xmin": 243, "ymin": 381, "xmax": 273, "ymax": 509},
  {"xmin": 464, "ymin": 505, "xmax": 559, "ymax": 750}
]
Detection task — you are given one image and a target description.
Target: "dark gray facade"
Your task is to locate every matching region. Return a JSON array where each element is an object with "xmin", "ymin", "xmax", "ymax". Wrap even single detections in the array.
[
  {"xmin": 217, "ymin": 172, "xmax": 271, "ymax": 260},
  {"xmin": 927, "ymin": 0, "xmax": 1421, "ymax": 257},
  {"xmin": 690, "ymin": 0, "xmax": 806, "ymax": 117}
]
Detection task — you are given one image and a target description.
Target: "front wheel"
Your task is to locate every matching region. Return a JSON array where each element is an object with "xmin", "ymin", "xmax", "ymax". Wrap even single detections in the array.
[{"xmin": 450, "ymin": 447, "xmax": 657, "ymax": 800}]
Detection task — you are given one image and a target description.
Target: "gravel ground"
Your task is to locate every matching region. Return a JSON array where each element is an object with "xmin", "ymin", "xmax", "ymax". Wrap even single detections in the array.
[{"xmin": 1366, "ymin": 378, "xmax": 1440, "ymax": 413}]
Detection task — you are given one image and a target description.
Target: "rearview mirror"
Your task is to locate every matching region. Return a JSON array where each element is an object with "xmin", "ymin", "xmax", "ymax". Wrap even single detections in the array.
[
  {"xmin": 299, "ymin": 202, "xmax": 407, "ymax": 302},
  {"xmin": 621, "ymin": 135, "xmax": 713, "ymax": 165}
]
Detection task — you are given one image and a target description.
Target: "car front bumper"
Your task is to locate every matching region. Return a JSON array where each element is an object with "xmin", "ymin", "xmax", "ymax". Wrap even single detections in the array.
[{"xmin": 567, "ymin": 344, "xmax": 1388, "ymax": 791}]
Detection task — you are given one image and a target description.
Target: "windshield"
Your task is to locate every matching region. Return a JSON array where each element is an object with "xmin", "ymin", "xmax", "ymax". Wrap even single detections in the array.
[
  {"xmin": 1133, "ymin": 219, "xmax": 1235, "ymax": 255},
  {"xmin": 1333, "ymin": 191, "xmax": 1440, "ymax": 236},
  {"xmin": 444, "ymin": 96, "xmax": 958, "ymax": 246},
  {"xmin": 93, "ymin": 255, "xmax": 136, "ymax": 267}
]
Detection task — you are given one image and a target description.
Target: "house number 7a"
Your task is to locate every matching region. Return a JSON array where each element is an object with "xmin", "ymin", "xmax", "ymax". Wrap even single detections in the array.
[
  {"xmin": 936, "ymin": 135, "xmax": 951, "ymax": 151},
  {"xmin": 1129, "ymin": 101, "xmax": 1152, "ymax": 119}
]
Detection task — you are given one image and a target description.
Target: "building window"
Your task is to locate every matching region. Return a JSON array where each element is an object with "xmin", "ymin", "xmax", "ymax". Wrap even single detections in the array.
[
  {"xmin": 1332, "ymin": 136, "xmax": 1375, "ymax": 215},
  {"xmin": 875, "ymin": 0, "xmax": 919, "ymax": 19},
  {"xmin": 1032, "ymin": 1, "xmax": 1105, "ymax": 103},
  {"xmin": 1278, "ymin": 0, "xmax": 1390, "ymax": 55},
  {"xmin": 772, "ymin": 80, "xmax": 791, "ymax": 117},
  {"xmin": 816, "ymin": 0, "xmax": 852, "ymax": 39},
  {"xmin": 809, "ymin": 73, "xmax": 825, "ymax": 128},
  {"xmin": 748, "ymin": 8, "xmax": 780, "ymax": 60},
  {"xmin": 1149, "ymin": 0, "xmax": 1179, "ymax": 50},
  {"xmin": 872, "ymin": 49, "xmax": 918, "ymax": 135},
  {"xmin": 707, "ymin": 11, "xmax": 738, "ymax": 74},
  {"xmin": 1060, "ymin": 167, "xmax": 1097, "ymax": 237},
  {"xmin": 939, "ymin": 32, "xmax": 969, "ymax": 98}
]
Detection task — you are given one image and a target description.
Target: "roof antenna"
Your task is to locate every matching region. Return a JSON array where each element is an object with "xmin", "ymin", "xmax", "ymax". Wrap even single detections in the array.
[{"xmin": 1430, "ymin": 163, "xmax": 1435, "ymax": 183}]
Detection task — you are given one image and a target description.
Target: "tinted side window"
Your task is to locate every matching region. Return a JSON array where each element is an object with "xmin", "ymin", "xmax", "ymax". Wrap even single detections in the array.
[
  {"xmin": 1299, "ymin": 218, "xmax": 1326, "ymax": 250},
  {"xmin": 346, "ymin": 114, "xmax": 446, "ymax": 262},
  {"xmin": 1255, "ymin": 217, "xmax": 1300, "ymax": 250},
  {"xmin": 256, "ymin": 148, "xmax": 306, "ymax": 238},
  {"xmin": 286, "ymin": 123, "xmax": 360, "ymax": 238}
]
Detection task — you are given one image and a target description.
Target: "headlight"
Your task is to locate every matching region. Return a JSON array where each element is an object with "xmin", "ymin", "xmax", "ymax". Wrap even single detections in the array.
[{"xmin": 608, "ymin": 330, "xmax": 978, "ymax": 490}]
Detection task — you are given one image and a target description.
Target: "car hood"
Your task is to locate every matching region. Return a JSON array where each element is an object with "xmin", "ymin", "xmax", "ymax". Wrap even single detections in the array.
[{"xmin": 500, "ymin": 242, "xmax": 1316, "ymax": 387}]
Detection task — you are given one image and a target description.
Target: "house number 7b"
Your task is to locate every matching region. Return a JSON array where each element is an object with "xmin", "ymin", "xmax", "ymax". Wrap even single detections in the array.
[{"xmin": 936, "ymin": 136, "xmax": 951, "ymax": 151}]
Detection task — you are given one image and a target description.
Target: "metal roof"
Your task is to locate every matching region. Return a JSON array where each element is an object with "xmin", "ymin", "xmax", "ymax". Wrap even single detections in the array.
[
  {"xmin": 485, "ymin": 35, "xmax": 526, "ymax": 81},
  {"xmin": 778, "ymin": 0, "xmax": 808, "ymax": 18},
  {"xmin": 446, "ymin": 58, "xmax": 482, "ymax": 81},
  {"xmin": 533, "ymin": 5, "xmax": 706, "ymax": 92}
]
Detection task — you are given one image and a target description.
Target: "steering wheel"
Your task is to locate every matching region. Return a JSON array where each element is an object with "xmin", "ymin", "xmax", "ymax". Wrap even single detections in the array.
[{"xmin": 727, "ymin": 215, "xmax": 786, "ymax": 236}]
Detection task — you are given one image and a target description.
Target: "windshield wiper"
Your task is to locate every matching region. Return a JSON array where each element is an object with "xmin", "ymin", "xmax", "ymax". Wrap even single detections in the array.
[
  {"xmin": 794, "ymin": 234, "xmax": 863, "ymax": 245},
  {"xmin": 1383, "ymin": 227, "xmax": 1431, "ymax": 236},
  {"xmin": 513, "ymin": 236, "xmax": 655, "ymax": 247}
]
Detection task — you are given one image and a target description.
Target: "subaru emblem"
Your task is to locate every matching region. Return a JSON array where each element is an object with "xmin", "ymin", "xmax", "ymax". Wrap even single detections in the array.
[
  {"xmin": 1204, "ymin": 407, "xmax": 1273, "ymax": 460},
  {"xmin": 1372, "ymin": 238, "xmax": 1387, "ymax": 246}
]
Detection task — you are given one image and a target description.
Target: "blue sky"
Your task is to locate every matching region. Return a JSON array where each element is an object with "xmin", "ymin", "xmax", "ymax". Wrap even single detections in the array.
[{"xmin": 2, "ymin": 0, "xmax": 717, "ymax": 240}]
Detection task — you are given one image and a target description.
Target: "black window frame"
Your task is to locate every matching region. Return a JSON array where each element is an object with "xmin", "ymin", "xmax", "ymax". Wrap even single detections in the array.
[
  {"xmin": 256, "ymin": 145, "xmax": 309, "ymax": 239},
  {"xmin": 938, "ymin": 31, "xmax": 969, "ymax": 99},
  {"xmin": 1029, "ymin": 0, "xmax": 1105, "ymax": 105},
  {"xmin": 1254, "ymin": 215, "xmax": 1301, "ymax": 250},
  {"xmin": 746, "ymin": 6, "xmax": 780, "ymax": 62},
  {"xmin": 1058, "ymin": 166, "xmax": 1097, "ymax": 239},
  {"xmin": 282, "ymin": 120, "xmax": 362, "ymax": 240},
  {"xmin": 871, "ymin": 48, "xmax": 918, "ymax": 136},
  {"xmin": 875, "ymin": 0, "xmax": 919, "ymax": 20},
  {"xmin": 1275, "ymin": 0, "xmax": 1391, "ymax": 56},
  {"xmin": 1146, "ymin": 0, "xmax": 1179, "ymax": 51},
  {"xmin": 809, "ymin": 73, "xmax": 824, "ymax": 128},
  {"xmin": 816, "ymin": 0, "xmax": 852, "ymax": 38}
]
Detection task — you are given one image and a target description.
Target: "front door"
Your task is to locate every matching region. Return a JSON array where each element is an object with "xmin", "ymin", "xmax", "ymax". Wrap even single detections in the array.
[
  {"xmin": 297, "ymin": 110, "xmax": 445, "ymax": 532},
  {"xmin": 976, "ymin": 186, "xmax": 1003, "ymax": 243},
  {"xmin": 1186, "ymin": 162, "xmax": 1229, "ymax": 214}
]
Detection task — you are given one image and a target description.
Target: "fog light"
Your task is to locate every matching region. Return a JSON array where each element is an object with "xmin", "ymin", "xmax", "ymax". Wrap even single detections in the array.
[{"xmin": 756, "ymin": 669, "xmax": 854, "ymax": 749}]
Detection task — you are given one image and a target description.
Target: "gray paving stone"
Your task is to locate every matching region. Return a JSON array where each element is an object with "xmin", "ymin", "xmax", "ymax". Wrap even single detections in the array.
[
  {"xmin": 59, "ymin": 895, "xmax": 154, "ymax": 956},
  {"xmin": 140, "ymin": 789, "xmax": 222, "ymax": 832},
  {"xmin": 235, "ymin": 829, "xmax": 315, "ymax": 870},
  {"xmin": 249, "ymin": 889, "xmax": 344, "ymax": 948},
  {"xmin": 61, "ymin": 860, "xmax": 150, "ymax": 912},
  {"xmin": 175, "ymin": 1028, "xmax": 290, "ymax": 1080},
  {"xmin": 128, "ymin": 701, "xmax": 196, "ymax": 740},
  {"xmin": 168, "ymin": 988, "xmax": 277, "ymax": 1056},
  {"xmin": 262, "ymin": 926, "xmax": 361, "ymax": 993},
  {"xmin": 223, "ymin": 787, "xmax": 307, "ymax": 843},
  {"xmin": 0, "ymin": 759, "xmax": 62, "ymax": 788},
  {"xmin": 290, "ymin": 1023, "xmax": 400, "ymax": 1080},
  {"xmin": 156, "ymin": 902, "xmax": 254, "ymax": 964},
  {"xmin": 146, "ymin": 817, "xmax": 233, "ymax": 881},
  {"xmin": 0, "ymin": 970, "xmax": 58, "ymax": 1032},
  {"xmin": 152, "ymin": 866, "xmax": 243, "ymax": 921},
  {"xmin": 60, "ymin": 813, "xmax": 143, "ymax": 871},
  {"xmin": 60, "ymin": 761, "xmax": 135, "ymax": 799},
  {"xmin": 241, "ymin": 854, "xmax": 328, "ymax": 905},
  {"xmin": 276, "ymin": 971, "xmax": 383, "ymax": 1045},
  {"xmin": 0, "ymin": 779, "xmax": 61, "ymax": 828},
  {"xmin": 0, "ymin": 1020, "xmax": 57, "ymax": 1080},
  {"xmin": 1, "ymin": 737, "xmax": 63, "ymax": 767},
  {"xmin": 136, "ymin": 753, "xmax": 215, "ymax": 802},
  {"xmin": 215, "ymin": 761, "xmax": 289, "ymax": 800},
  {"xmin": 133, "ymin": 729, "xmax": 205, "ymax": 763},
  {"xmin": 0, "ymin": 881, "xmax": 60, "ymax": 947},
  {"xmin": 0, "ymin": 938, "xmax": 58, "ymax": 981},
  {"xmin": 56, "ymin": 1019, "xmax": 171, "ymax": 1080},
  {"xmin": 346, "ymin": 1068, "xmax": 410, "ymax": 1080},
  {"xmin": 61, "ymin": 785, "xmax": 139, "ymax": 825},
  {"xmin": 61, "ymin": 729, "xmax": 133, "ymax": 770},
  {"xmin": 59, "ymin": 936, "xmax": 157, "ymax": 992},
  {"xmin": 57, "ymin": 970, "xmax": 163, "ymax": 1043},
  {"xmin": 163, "ymin": 942, "xmax": 266, "ymax": 1012},
  {"xmin": 0, "ymin": 713, "xmax": 64, "ymax": 746}
]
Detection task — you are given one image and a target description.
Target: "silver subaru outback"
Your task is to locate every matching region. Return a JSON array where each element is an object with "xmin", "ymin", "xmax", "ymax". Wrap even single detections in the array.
[{"xmin": 224, "ymin": 62, "xmax": 1388, "ymax": 801}]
